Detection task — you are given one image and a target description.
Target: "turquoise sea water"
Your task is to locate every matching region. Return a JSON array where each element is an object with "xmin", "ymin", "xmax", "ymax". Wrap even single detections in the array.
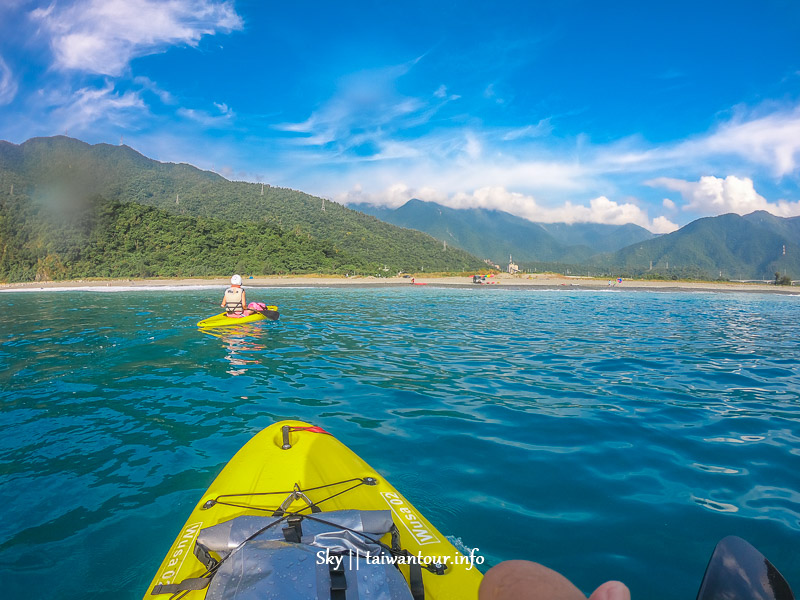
[{"xmin": 1, "ymin": 286, "xmax": 798, "ymax": 599}]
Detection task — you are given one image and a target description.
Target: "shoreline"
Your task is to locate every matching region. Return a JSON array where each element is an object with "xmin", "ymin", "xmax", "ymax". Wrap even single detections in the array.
[{"xmin": 2, "ymin": 274, "xmax": 798, "ymax": 295}]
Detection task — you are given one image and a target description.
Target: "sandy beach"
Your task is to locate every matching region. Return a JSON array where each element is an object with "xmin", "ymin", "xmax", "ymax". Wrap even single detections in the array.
[{"xmin": 1, "ymin": 273, "xmax": 797, "ymax": 294}]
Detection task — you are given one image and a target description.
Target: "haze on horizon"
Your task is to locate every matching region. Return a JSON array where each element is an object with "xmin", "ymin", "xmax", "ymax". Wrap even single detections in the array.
[{"xmin": 1, "ymin": 0, "xmax": 799, "ymax": 234}]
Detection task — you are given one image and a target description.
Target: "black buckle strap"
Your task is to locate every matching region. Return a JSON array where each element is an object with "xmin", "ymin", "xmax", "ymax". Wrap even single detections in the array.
[
  {"xmin": 150, "ymin": 542, "xmax": 219, "ymax": 595},
  {"xmin": 390, "ymin": 525, "xmax": 402, "ymax": 552},
  {"xmin": 282, "ymin": 515, "xmax": 303, "ymax": 543},
  {"xmin": 408, "ymin": 561, "xmax": 425, "ymax": 600},
  {"xmin": 193, "ymin": 541, "xmax": 219, "ymax": 571},
  {"xmin": 329, "ymin": 557, "xmax": 347, "ymax": 600},
  {"xmin": 150, "ymin": 576, "xmax": 211, "ymax": 595},
  {"xmin": 390, "ymin": 524, "xmax": 428, "ymax": 599}
]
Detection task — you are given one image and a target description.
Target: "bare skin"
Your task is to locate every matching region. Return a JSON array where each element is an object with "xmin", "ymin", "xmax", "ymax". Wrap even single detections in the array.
[{"xmin": 479, "ymin": 561, "xmax": 631, "ymax": 600}]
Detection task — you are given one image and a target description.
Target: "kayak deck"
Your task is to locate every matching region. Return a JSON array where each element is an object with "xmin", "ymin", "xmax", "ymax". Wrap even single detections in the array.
[
  {"xmin": 197, "ymin": 305, "xmax": 279, "ymax": 328},
  {"xmin": 145, "ymin": 421, "xmax": 482, "ymax": 599}
]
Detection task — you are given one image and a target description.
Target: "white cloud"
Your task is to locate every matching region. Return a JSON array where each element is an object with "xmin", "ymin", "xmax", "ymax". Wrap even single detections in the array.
[
  {"xmin": 213, "ymin": 102, "xmax": 232, "ymax": 116},
  {"xmin": 519, "ymin": 194, "xmax": 677, "ymax": 232},
  {"xmin": 648, "ymin": 175, "xmax": 800, "ymax": 217},
  {"xmin": 0, "ymin": 55, "xmax": 18, "ymax": 105},
  {"xmin": 335, "ymin": 182, "xmax": 446, "ymax": 208},
  {"xmin": 133, "ymin": 76, "xmax": 176, "ymax": 104},
  {"xmin": 597, "ymin": 102, "xmax": 800, "ymax": 179},
  {"xmin": 483, "ymin": 83, "xmax": 507, "ymax": 105},
  {"xmin": 47, "ymin": 80, "xmax": 146, "ymax": 133},
  {"xmin": 276, "ymin": 62, "xmax": 428, "ymax": 152},
  {"xmin": 31, "ymin": 0, "xmax": 243, "ymax": 76},
  {"xmin": 432, "ymin": 84, "xmax": 460, "ymax": 102},
  {"xmin": 651, "ymin": 216, "xmax": 679, "ymax": 234},
  {"xmin": 177, "ymin": 101, "xmax": 235, "ymax": 127},
  {"xmin": 464, "ymin": 131, "xmax": 482, "ymax": 160},
  {"xmin": 501, "ymin": 119, "xmax": 553, "ymax": 141},
  {"xmin": 279, "ymin": 63, "xmax": 796, "ymax": 232},
  {"xmin": 697, "ymin": 105, "xmax": 800, "ymax": 177}
]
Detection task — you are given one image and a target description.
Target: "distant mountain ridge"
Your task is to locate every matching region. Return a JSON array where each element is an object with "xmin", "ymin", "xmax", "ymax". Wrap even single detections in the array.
[
  {"xmin": 349, "ymin": 199, "xmax": 657, "ymax": 264},
  {"xmin": 350, "ymin": 199, "xmax": 800, "ymax": 280}
]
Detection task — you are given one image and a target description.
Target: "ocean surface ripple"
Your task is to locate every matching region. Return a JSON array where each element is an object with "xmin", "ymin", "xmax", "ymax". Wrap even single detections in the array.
[{"xmin": 1, "ymin": 287, "xmax": 798, "ymax": 598}]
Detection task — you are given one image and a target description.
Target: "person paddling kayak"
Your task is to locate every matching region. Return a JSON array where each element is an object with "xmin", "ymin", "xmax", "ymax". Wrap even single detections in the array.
[{"xmin": 221, "ymin": 274, "xmax": 251, "ymax": 316}]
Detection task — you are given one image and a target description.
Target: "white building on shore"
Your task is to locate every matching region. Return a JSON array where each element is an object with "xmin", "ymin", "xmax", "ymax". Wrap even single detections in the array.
[{"xmin": 507, "ymin": 255, "xmax": 519, "ymax": 274}]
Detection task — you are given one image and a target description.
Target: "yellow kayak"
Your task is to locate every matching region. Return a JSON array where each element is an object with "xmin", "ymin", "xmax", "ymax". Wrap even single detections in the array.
[
  {"xmin": 197, "ymin": 305, "xmax": 279, "ymax": 328},
  {"xmin": 144, "ymin": 420, "xmax": 483, "ymax": 599}
]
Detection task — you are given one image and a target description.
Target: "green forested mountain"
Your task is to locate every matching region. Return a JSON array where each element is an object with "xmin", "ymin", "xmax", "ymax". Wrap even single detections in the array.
[
  {"xmin": 350, "ymin": 199, "xmax": 656, "ymax": 264},
  {"xmin": 599, "ymin": 212, "xmax": 800, "ymax": 280},
  {"xmin": 538, "ymin": 222, "xmax": 656, "ymax": 254},
  {"xmin": 0, "ymin": 136, "xmax": 484, "ymax": 281},
  {"xmin": 351, "ymin": 199, "xmax": 570, "ymax": 263},
  {"xmin": 0, "ymin": 193, "xmax": 380, "ymax": 281},
  {"xmin": 743, "ymin": 210, "xmax": 800, "ymax": 240},
  {"xmin": 351, "ymin": 198, "xmax": 800, "ymax": 281}
]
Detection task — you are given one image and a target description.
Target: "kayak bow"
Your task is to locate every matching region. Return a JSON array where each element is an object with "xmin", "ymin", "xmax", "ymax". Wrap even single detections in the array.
[{"xmin": 145, "ymin": 420, "xmax": 482, "ymax": 599}]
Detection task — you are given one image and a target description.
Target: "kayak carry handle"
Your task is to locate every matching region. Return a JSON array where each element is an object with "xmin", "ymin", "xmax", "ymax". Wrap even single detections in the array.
[
  {"xmin": 281, "ymin": 425, "xmax": 292, "ymax": 449},
  {"xmin": 280, "ymin": 425, "xmax": 331, "ymax": 450}
]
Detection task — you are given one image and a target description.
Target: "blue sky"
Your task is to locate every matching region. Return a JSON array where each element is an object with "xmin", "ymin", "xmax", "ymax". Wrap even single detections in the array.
[{"xmin": 1, "ymin": 0, "xmax": 799, "ymax": 232}]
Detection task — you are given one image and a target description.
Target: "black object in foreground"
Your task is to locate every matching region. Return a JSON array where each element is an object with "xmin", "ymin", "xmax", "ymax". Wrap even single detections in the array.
[{"xmin": 696, "ymin": 536, "xmax": 794, "ymax": 600}]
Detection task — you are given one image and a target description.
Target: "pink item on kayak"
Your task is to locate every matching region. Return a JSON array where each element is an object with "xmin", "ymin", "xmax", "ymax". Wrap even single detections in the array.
[{"xmin": 224, "ymin": 302, "xmax": 265, "ymax": 318}]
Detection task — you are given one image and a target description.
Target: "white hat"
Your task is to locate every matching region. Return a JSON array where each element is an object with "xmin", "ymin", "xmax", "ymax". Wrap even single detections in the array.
[{"xmin": 231, "ymin": 274, "xmax": 242, "ymax": 285}]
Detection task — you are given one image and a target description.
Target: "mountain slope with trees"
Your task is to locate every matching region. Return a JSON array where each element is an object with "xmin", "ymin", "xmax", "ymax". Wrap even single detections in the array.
[
  {"xmin": 0, "ymin": 136, "xmax": 485, "ymax": 281},
  {"xmin": 350, "ymin": 199, "xmax": 656, "ymax": 264},
  {"xmin": 351, "ymin": 199, "xmax": 800, "ymax": 281},
  {"xmin": 0, "ymin": 192, "xmax": 380, "ymax": 281},
  {"xmin": 599, "ymin": 213, "xmax": 800, "ymax": 280},
  {"xmin": 350, "ymin": 199, "xmax": 572, "ymax": 263}
]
